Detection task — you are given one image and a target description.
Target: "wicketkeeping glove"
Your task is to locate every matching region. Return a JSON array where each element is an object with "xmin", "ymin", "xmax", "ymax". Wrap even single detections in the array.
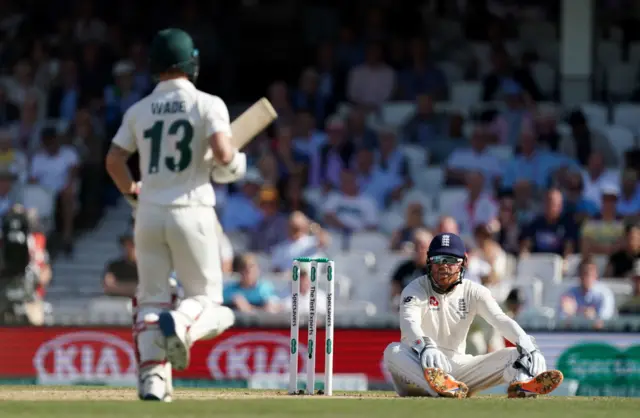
[
  {"xmin": 412, "ymin": 337, "xmax": 452, "ymax": 374},
  {"xmin": 514, "ymin": 335, "xmax": 546, "ymax": 377}
]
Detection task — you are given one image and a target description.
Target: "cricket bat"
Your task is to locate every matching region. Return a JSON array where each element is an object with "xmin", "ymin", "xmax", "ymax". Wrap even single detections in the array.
[{"xmin": 230, "ymin": 97, "xmax": 278, "ymax": 149}]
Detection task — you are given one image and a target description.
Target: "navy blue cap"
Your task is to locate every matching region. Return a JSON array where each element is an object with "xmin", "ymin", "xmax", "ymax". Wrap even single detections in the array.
[{"xmin": 428, "ymin": 233, "xmax": 466, "ymax": 258}]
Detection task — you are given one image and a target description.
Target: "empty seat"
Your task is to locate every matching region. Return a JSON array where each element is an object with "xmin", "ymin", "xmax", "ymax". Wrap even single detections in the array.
[
  {"xmin": 601, "ymin": 125, "xmax": 636, "ymax": 162},
  {"xmin": 382, "ymin": 102, "xmax": 415, "ymax": 126},
  {"xmin": 416, "ymin": 166, "xmax": 444, "ymax": 195},
  {"xmin": 606, "ymin": 62, "xmax": 636, "ymax": 100},
  {"xmin": 612, "ymin": 103, "xmax": 640, "ymax": 132},
  {"xmin": 437, "ymin": 61, "xmax": 464, "ymax": 84},
  {"xmin": 531, "ymin": 61, "xmax": 556, "ymax": 99},
  {"xmin": 438, "ymin": 187, "xmax": 467, "ymax": 213},
  {"xmin": 579, "ymin": 103, "xmax": 609, "ymax": 128},
  {"xmin": 450, "ymin": 82, "xmax": 482, "ymax": 109}
]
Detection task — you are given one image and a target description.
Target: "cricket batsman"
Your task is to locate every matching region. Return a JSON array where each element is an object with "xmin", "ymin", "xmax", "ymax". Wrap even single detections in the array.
[
  {"xmin": 383, "ymin": 233, "xmax": 564, "ymax": 398},
  {"xmin": 105, "ymin": 28, "xmax": 242, "ymax": 401}
]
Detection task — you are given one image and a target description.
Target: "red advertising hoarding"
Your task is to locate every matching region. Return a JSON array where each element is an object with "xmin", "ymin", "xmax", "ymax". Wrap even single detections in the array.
[{"xmin": 0, "ymin": 327, "xmax": 399, "ymax": 384}]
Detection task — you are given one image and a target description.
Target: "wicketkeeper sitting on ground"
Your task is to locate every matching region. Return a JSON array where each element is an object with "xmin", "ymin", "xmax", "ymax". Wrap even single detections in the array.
[{"xmin": 383, "ymin": 232, "xmax": 564, "ymax": 398}]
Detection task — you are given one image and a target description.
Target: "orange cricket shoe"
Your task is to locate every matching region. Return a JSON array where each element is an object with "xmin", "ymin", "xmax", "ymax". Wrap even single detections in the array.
[
  {"xmin": 423, "ymin": 368, "xmax": 469, "ymax": 399},
  {"xmin": 507, "ymin": 370, "xmax": 564, "ymax": 398}
]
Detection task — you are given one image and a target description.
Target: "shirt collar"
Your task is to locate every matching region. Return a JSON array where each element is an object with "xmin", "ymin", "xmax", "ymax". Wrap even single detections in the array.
[{"xmin": 153, "ymin": 78, "xmax": 195, "ymax": 93}]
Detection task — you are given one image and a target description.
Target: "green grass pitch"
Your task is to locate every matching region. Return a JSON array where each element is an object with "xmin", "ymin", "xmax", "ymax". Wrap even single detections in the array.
[{"xmin": 0, "ymin": 386, "xmax": 638, "ymax": 418}]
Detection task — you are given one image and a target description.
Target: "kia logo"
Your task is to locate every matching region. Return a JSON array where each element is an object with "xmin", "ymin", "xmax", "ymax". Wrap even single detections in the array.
[{"xmin": 207, "ymin": 332, "xmax": 308, "ymax": 380}]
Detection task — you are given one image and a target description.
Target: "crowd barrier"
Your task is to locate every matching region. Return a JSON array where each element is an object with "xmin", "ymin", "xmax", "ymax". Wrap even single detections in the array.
[{"xmin": 0, "ymin": 317, "xmax": 639, "ymax": 396}]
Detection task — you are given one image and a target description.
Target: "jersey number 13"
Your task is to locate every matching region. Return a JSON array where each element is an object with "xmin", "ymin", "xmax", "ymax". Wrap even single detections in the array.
[{"xmin": 144, "ymin": 119, "xmax": 194, "ymax": 174}]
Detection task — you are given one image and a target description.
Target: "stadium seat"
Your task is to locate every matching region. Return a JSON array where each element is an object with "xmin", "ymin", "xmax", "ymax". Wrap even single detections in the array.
[
  {"xmin": 630, "ymin": 41, "xmax": 640, "ymax": 65},
  {"xmin": 579, "ymin": 103, "xmax": 609, "ymax": 128},
  {"xmin": 437, "ymin": 187, "xmax": 466, "ymax": 213},
  {"xmin": 255, "ymin": 252, "xmax": 272, "ymax": 274},
  {"xmin": 303, "ymin": 187, "xmax": 324, "ymax": 211},
  {"xmin": 400, "ymin": 188, "xmax": 434, "ymax": 214},
  {"xmin": 601, "ymin": 125, "xmax": 636, "ymax": 162},
  {"xmin": 399, "ymin": 143, "xmax": 429, "ymax": 182},
  {"xmin": 597, "ymin": 41, "xmax": 623, "ymax": 66},
  {"xmin": 565, "ymin": 253, "xmax": 582, "ymax": 276},
  {"xmin": 22, "ymin": 185, "xmax": 55, "ymax": 232},
  {"xmin": 536, "ymin": 41, "xmax": 559, "ymax": 67},
  {"xmin": 531, "ymin": 61, "xmax": 556, "ymax": 99},
  {"xmin": 437, "ymin": 61, "xmax": 464, "ymax": 84},
  {"xmin": 415, "ymin": 166, "xmax": 444, "ymax": 195},
  {"xmin": 606, "ymin": 62, "xmax": 636, "ymax": 100},
  {"xmin": 382, "ymin": 102, "xmax": 415, "ymax": 126},
  {"xmin": 348, "ymin": 231, "xmax": 389, "ymax": 255},
  {"xmin": 378, "ymin": 210, "xmax": 405, "ymax": 235},
  {"xmin": 612, "ymin": 103, "xmax": 640, "ymax": 131},
  {"xmin": 450, "ymin": 81, "xmax": 482, "ymax": 109},
  {"xmin": 519, "ymin": 21, "xmax": 557, "ymax": 43}
]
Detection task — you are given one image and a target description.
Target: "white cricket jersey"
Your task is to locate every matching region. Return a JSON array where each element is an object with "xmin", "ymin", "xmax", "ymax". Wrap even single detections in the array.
[
  {"xmin": 111, "ymin": 78, "xmax": 231, "ymax": 207},
  {"xmin": 399, "ymin": 276, "xmax": 526, "ymax": 355}
]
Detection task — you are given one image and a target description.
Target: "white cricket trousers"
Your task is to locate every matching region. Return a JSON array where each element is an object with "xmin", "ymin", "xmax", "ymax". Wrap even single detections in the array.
[
  {"xmin": 134, "ymin": 204, "xmax": 224, "ymax": 305},
  {"xmin": 383, "ymin": 342, "xmax": 521, "ymax": 396}
]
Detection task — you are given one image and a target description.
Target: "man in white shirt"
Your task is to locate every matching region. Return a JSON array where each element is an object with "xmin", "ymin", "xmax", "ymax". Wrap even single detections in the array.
[
  {"xmin": 445, "ymin": 125, "xmax": 501, "ymax": 187},
  {"xmin": 383, "ymin": 233, "xmax": 563, "ymax": 398},
  {"xmin": 104, "ymin": 28, "xmax": 240, "ymax": 401},
  {"xmin": 347, "ymin": 43, "xmax": 395, "ymax": 110},
  {"xmin": 29, "ymin": 127, "xmax": 79, "ymax": 255},
  {"xmin": 581, "ymin": 152, "xmax": 619, "ymax": 209},
  {"xmin": 322, "ymin": 169, "xmax": 379, "ymax": 232},
  {"xmin": 271, "ymin": 211, "xmax": 329, "ymax": 273}
]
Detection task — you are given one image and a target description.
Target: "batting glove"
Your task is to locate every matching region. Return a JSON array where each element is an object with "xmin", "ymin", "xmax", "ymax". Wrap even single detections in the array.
[
  {"xmin": 514, "ymin": 335, "xmax": 546, "ymax": 377},
  {"xmin": 123, "ymin": 182, "xmax": 141, "ymax": 210},
  {"xmin": 412, "ymin": 337, "xmax": 452, "ymax": 374}
]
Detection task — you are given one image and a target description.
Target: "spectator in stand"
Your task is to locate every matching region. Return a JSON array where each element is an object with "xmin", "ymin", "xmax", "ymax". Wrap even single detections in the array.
[
  {"xmin": 345, "ymin": 106, "xmax": 377, "ymax": 149},
  {"xmin": 103, "ymin": 231, "xmax": 138, "ymax": 298},
  {"xmin": 473, "ymin": 224, "xmax": 508, "ymax": 281},
  {"xmin": 397, "ymin": 37, "xmax": 447, "ymax": 101},
  {"xmin": 0, "ymin": 84, "xmax": 20, "ymax": 127},
  {"xmin": 355, "ymin": 147, "xmax": 404, "ymax": 209},
  {"xmin": 520, "ymin": 188, "xmax": 578, "ymax": 257},
  {"xmin": 314, "ymin": 41, "xmax": 344, "ymax": 104},
  {"xmin": 445, "ymin": 125, "xmax": 502, "ymax": 188},
  {"xmin": 271, "ymin": 211, "xmax": 329, "ymax": 273},
  {"xmin": 490, "ymin": 80, "xmax": 534, "ymax": 146},
  {"xmin": 347, "ymin": 42, "xmax": 395, "ymax": 110},
  {"xmin": 78, "ymin": 42, "xmax": 109, "ymax": 105},
  {"xmin": 321, "ymin": 169, "xmax": 379, "ymax": 233},
  {"xmin": 561, "ymin": 170, "xmax": 599, "ymax": 224},
  {"xmin": 335, "ymin": 26, "xmax": 365, "ymax": 70},
  {"xmin": 390, "ymin": 228, "xmax": 432, "ymax": 309},
  {"xmin": 292, "ymin": 109, "xmax": 326, "ymax": 159},
  {"xmin": 311, "ymin": 116, "xmax": 355, "ymax": 190},
  {"xmin": 249, "ymin": 187, "xmax": 288, "ymax": 253},
  {"xmin": 481, "ymin": 46, "xmax": 541, "ymax": 102},
  {"xmin": 5, "ymin": 60, "xmax": 46, "ymax": 118},
  {"xmin": 619, "ymin": 260, "xmax": 640, "ymax": 315},
  {"xmin": 281, "ymin": 267, "xmax": 327, "ymax": 315},
  {"xmin": 104, "ymin": 60, "xmax": 142, "ymax": 130},
  {"xmin": 74, "ymin": 1, "xmax": 107, "ymax": 43},
  {"xmin": 29, "ymin": 127, "xmax": 79, "ymax": 255},
  {"xmin": 581, "ymin": 186, "xmax": 625, "ymax": 256},
  {"xmin": 66, "ymin": 107, "xmax": 105, "ymax": 227},
  {"xmin": 390, "ymin": 202, "xmax": 427, "ymax": 252},
  {"xmin": 558, "ymin": 256, "xmax": 616, "ymax": 324},
  {"xmin": 376, "ymin": 127, "xmax": 411, "ymax": 187},
  {"xmin": 282, "ymin": 175, "xmax": 316, "ymax": 220},
  {"xmin": 450, "ymin": 171, "xmax": 499, "ymax": 237},
  {"xmin": 0, "ymin": 129, "xmax": 27, "ymax": 184},
  {"xmin": 0, "ymin": 169, "xmax": 22, "ymax": 217},
  {"xmin": 436, "ymin": 215, "xmax": 460, "ymax": 234},
  {"xmin": 47, "ymin": 58, "xmax": 80, "ymax": 124},
  {"xmin": 8, "ymin": 94, "xmax": 45, "ymax": 157},
  {"xmin": 268, "ymin": 81, "xmax": 295, "ymax": 128},
  {"xmin": 129, "ymin": 40, "xmax": 153, "ymax": 96},
  {"xmin": 534, "ymin": 109, "xmax": 562, "ymax": 151},
  {"xmin": 274, "ymin": 125, "xmax": 308, "ymax": 181},
  {"xmin": 501, "ymin": 130, "xmax": 572, "ymax": 191},
  {"xmin": 617, "ymin": 169, "xmax": 640, "ymax": 219},
  {"xmin": 606, "ymin": 223, "xmax": 640, "ymax": 277},
  {"xmin": 496, "ymin": 194, "xmax": 521, "ymax": 255},
  {"xmin": 256, "ymin": 152, "xmax": 280, "ymax": 188},
  {"xmin": 560, "ymin": 110, "xmax": 617, "ymax": 167},
  {"xmin": 220, "ymin": 169, "xmax": 264, "ymax": 233},
  {"xmin": 402, "ymin": 94, "xmax": 447, "ymax": 146},
  {"xmin": 293, "ymin": 67, "xmax": 334, "ymax": 129},
  {"xmin": 581, "ymin": 152, "xmax": 619, "ymax": 209},
  {"xmin": 223, "ymin": 253, "xmax": 280, "ymax": 314},
  {"xmin": 512, "ymin": 180, "xmax": 539, "ymax": 225}
]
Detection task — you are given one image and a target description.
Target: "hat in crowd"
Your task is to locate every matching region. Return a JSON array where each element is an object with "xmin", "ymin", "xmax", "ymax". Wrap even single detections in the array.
[
  {"xmin": 428, "ymin": 233, "xmax": 466, "ymax": 258},
  {"xmin": 601, "ymin": 185, "xmax": 620, "ymax": 199}
]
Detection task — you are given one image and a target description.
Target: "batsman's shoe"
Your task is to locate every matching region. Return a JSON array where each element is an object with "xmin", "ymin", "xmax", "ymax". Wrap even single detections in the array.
[
  {"xmin": 507, "ymin": 370, "xmax": 564, "ymax": 398},
  {"xmin": 158, "ymin": 311, "xmax": 191, "ymax": 371},
  {"xmin": 423, "ymin": 368, "xmax": 468, "ymax": 398},
  {"xmin": 139, "ymin": 374, "xmax": 172, "ymax": 402}
]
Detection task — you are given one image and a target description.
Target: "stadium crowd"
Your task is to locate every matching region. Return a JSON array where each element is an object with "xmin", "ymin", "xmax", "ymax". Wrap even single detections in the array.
[{"xmin": 0, "ymin": 0, "xmax": 638, "ymax": 333}]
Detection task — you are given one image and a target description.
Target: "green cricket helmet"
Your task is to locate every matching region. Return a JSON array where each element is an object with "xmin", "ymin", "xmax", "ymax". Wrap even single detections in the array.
[{"xmin": 149, "ymin": 28, "xmax": 200, "ymax": 83}]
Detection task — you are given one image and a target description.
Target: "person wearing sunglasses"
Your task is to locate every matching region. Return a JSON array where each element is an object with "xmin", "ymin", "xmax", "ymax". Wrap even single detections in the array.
[{"xmin": 383, "ymin": 232, "xmax": 563, "ymax": 399}]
